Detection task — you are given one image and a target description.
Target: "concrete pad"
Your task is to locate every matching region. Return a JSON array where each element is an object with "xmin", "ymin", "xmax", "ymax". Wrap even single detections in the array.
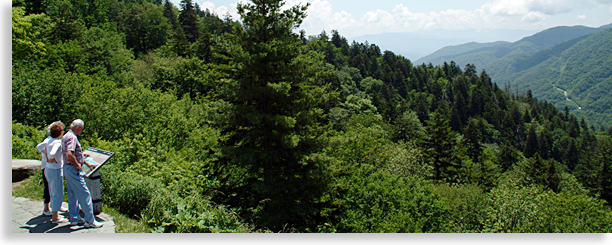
[{"xmin": 12, "ymin": 196, "xmax": 116, "ymax": 233}]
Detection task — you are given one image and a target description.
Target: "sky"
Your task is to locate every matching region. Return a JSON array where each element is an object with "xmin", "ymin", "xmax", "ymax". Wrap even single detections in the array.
[{"xmin": 172, "ymin": 0, "xmax": 612, "ymax": 38}]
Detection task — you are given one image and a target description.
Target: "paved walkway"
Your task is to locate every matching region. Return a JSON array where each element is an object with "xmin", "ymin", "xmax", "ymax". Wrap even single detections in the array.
[
  {"xmin": 12, "ymin": 196, "xmax": 116, "ymax": 233},
  {"xmin": 12, "ymin": 158, "xmax": 116, "ymax": 233}
]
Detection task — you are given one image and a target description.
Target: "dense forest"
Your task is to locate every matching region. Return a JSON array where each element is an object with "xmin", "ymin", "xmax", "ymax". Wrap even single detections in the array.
[
  {"xmin": 417, "ymin": 24, "xmax": 612, "ymax": 129},
  {"xmin": 12, "ymin": 0, "xmax": 612, "ymax": 232}
]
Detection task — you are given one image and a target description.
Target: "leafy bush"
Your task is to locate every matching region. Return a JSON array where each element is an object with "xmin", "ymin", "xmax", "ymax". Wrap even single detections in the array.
[
  {"xmin": 142, "ymin": 188, "xmax": 251, "ymax": 233},
  {"xmin": 102, "ymin": 171, "xmax": 164, "ymax": 218},
  {"xmin": 331, "ymin": 164, "xmax": 450, "ymax": 232},
  {"xmin": 12, "ymin": 122, "xmax": 46, "ymax": 159}
]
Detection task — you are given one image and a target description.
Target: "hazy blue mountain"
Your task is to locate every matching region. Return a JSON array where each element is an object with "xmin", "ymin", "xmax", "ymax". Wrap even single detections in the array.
[
  {"xmin": 418, "ymin": 24, "xmax": 611, "ymax": 70},
  {"xmin": 350, "ymin": 29, "xmax": 537, "ymax": 61},
  {"xmin": 415, "ymin": 41, "xmax": 509, "ymax": 65}
]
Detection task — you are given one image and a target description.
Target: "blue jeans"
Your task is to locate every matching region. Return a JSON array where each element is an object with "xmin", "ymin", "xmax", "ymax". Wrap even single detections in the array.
[
  {"xmin": 63, "ymin": 164, "xmax": 95, "ymax": 223},
  {"xmin": 44, "ymin": 168, "xmax": 64, "ymax": 212}
]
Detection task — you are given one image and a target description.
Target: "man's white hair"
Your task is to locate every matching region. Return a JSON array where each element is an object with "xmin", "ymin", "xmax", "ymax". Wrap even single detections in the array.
[{"xmin": 71, "ymin": 119, "xmax": 84, "ymax": 129}]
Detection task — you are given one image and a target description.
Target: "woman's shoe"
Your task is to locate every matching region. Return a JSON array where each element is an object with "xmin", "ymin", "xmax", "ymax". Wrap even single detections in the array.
[
  {"xmin": 51, "ymin": 218, "xmax": 68, "ymax": 224},
  {"xmin": 70, "ymin": 218, "xmax": 86, "ymax": 226},
  {"xmin": 59, "ymin": 207, "xmax": 69, "ymax": 212},
  {"xmin": 43, "ymin": 210, "xmax": 52, "ymax": 216}
]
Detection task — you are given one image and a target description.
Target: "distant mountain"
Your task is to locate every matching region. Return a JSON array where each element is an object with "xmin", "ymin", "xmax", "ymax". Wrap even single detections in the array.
[
  {"xmin": 350, "ymin": 29, "xmax": 536, "ymax": 61},
  {"xmin": 414, "ymin": 41, "xmax": 509, "ymax": 65},
  {"xmin": 487, "ymin": 27, "xmax": 612, "ymax": 128},
  {"xmin": 418, "ymin": 24, "xmax": 611, "ymax": 70}
]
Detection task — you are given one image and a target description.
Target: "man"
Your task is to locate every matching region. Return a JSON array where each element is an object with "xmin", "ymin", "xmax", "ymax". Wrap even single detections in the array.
[{"xmin": 62, "ymin": 119, "xmax": 103, "ymax": 228}]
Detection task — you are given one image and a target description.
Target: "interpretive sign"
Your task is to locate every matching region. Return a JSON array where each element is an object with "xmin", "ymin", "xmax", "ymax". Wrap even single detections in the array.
[
  {"xmin": 81, "ymin": 147, "xmax": 114, "ymax": 215},
  {"xmin": 81, "ymin": 147, "xmax": 114, "ymax": 178}
]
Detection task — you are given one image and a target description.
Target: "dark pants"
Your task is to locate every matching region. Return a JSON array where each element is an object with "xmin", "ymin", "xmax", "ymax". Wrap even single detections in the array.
[{"xmin": 42, "ymin": 168, "xmax": 50, "ymax": 204}]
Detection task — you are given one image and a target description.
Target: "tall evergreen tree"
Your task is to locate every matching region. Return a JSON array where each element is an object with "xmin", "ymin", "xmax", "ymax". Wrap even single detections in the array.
[
  {"xmin": 464, "ymin": 118, "xmax": 483, "ymax": 161},
  {"xmin": 524, "ymin": 124, "xmax": 539, "ymax": 158},
  {"xmin": 178, "ymin": 0, "xmax": 200, "ymax": 43},
  {"xmin": 421, "ymin": 112, "xmax": 464, "ymax": 183},
  {"xmin": 216, "ymin": 0, "xmax": 334, "ymax": 231},
  {"xmin": 498, "ymin": 142, "xmax": 521, "ymax": 172},
  {"xmin": 599, "ymin": 142, "xmax": 612, "ymax": 206},
  {"xmin": 163, "ymin": 0, "xmax": 179, "ymax": 30}
]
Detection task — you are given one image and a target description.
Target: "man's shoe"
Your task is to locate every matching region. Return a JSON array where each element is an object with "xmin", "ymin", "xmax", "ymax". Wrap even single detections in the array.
[
  {"xmin": 59, "ymin": 207, "xmax": 69, "ymax": 212},
  {"xmin": 84, "ymin": 221, "xmax": 104, "ymax": 228}
]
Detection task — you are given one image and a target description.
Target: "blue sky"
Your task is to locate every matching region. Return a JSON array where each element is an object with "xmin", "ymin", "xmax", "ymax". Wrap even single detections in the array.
[{"xmin": 174, "ymin": 0, "xmax": 612, "ymax": 38}]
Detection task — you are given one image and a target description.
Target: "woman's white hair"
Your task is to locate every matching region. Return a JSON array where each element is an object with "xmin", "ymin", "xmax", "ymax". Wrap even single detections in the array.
[{"xmin": 71, "ymin": 119, "xmax": 84, "ymax": 129}]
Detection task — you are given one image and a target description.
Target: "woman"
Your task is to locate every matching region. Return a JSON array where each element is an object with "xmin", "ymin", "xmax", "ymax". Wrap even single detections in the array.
[
  {"xmin": 45, "ymin": 121, "xmax": 68, "ymax": 223},
  {"xmin": 36, "ymin": 123, "xmax": 68, "ymax": 216}
]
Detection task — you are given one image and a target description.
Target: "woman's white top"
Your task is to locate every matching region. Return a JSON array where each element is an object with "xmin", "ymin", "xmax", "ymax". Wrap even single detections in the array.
[
  {"xmin": 45, "ymin": 137, "xmax": 63, "ymax": 169},
  {"xmin": 36, "ymin": 137, "xmax": 51, "ymax": 170}
]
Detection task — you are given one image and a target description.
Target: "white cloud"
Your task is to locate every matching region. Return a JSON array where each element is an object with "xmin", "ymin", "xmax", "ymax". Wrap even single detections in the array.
[
  {"xmin": 483, "ymin": 0, "xmax": 599, "ymax": 20},
  {"xmin": 486, "ymin": 0, "xmax": 530, "ymax": 16},
  {"xmin": 354, "ymin": 4, "xmax": 496, "ymax": 32},
  {"xmin": 194, "ymin": 1, "xmax": 238, "ymax": 19},
  {"xmin": 577, "ymin": 15, "xmax": 587, "ymax": 19},
  {"xmin": 521, "ymin": 11, "xmax": 549, "ymax": 22}
]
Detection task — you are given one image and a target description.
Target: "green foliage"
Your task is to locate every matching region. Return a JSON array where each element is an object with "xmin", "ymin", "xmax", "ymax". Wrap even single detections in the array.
[
  {"xmin": 332, "ymin": 165, "xmax": 449, "ymax": 232},
  {"xmin": 12, "ymin": 6, "xmax": 51, "ymax": 63},
  {"xmin": 102, "ymin": 171, "xmax": 164, "ymax": 218},
  {"xmin": 11, "ymin": 122, "xmax": 46, "ymax": 159},
  {"xmin": 142, "ymin": 188, "xmax": 251, "ymax": 233},
  {"xmin": 515, "ymin": 191, "xmax": 612, "ymax": 232},
  {"xmin": 214, "ymin": 0, "xmax": 337, "ymax": 230},
  {"xmin": 420, "ymin": 112, "xmax": 466, "ymax": 183},
  {"xmin": 12, "ymin": 66, "xmax": 84, "ymax": 127},
  {"xmin": 436, "ymin": 184, "xmax": 488, "ymax": 232},
  {"xmin": 119, "ymin": 2, "xmax": 170, "ymax": 58}
]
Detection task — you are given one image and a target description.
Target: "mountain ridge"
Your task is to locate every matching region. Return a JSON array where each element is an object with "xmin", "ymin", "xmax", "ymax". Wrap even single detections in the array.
[
  {"xmin": 488, "ymin": 27, "xmax": 612, "ymax": 128},
  {"xmin": 350, "ymin": 28, "xmax": 537, "ymax": 61},
  {"xmin": 417, "ymin": 24, "xmax": 611, "ymax": 70}
]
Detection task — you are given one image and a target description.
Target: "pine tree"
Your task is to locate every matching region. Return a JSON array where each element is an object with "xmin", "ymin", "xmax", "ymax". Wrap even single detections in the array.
[
  {"xmin": 216, "ymin": 0, "xmax": 333, "ymax": 231},
  {"xmin": 498, "ymin": 142, "xmax": 520, "ymax": 172},
  {"xmin": 163, "ymin": 0, "xmax": 189, "ymax": 56},
  {"xmin": 178, "ymin": 0, "xmax": 200, "ymax": 42},
  {"xmin": 464, "ymin": 118, "xmax": 483, "ymax": 161},
  {"xmin": 599, "ymin": 142, "xmax": 612, "ymax": 205},
  {"xmin": 524, "ymin": 124, "xmax": 538, "ymax": 158},
  {"xmin": 163, "ymin": 0, "xmax": 179, "ymax": 30},
  {"xmin": 421, "ymin": 112, "xmax": 464, "ymax": 183}
]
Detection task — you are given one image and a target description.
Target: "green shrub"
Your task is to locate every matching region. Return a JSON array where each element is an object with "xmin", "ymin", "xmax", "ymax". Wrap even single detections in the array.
[
  {"xmin": 102, "ymin": 171, "xmax": 163, "ymax": 218},
  {"xmin": 12, "ymin": 122, "xmax": 46, "ymax": 159},
  {"xmin": 331, "ymin": 164, "xmax": 450, "ymax": 232},
  {"xmin": 142, "ymin": 188, "xmax": 251, "ymax": 233}
]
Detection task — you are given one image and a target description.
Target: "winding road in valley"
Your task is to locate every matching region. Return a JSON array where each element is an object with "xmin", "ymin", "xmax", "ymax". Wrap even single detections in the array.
[{"xmin": 555, "ymin": 86, "xmax": 582, "ymax": 110}]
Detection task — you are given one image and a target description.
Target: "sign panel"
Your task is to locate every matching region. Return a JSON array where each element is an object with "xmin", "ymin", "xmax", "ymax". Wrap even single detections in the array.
[{"xmin": 81, "ymin": 147, "xmax": 115, "ymax": 178}]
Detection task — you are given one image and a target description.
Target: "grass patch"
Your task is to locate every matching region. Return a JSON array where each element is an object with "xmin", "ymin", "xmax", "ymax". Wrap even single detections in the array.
[{"xmin": 12, "ymin": 173, "xmax": 150, "ymax": 233}]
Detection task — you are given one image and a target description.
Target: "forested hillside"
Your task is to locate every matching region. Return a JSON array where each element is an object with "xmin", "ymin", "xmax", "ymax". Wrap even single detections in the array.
[
  {"xmin": 486, "ymin": 27, "xmax": 612, "ymax": 129},
  {"xmin": 419, "ymin": 24, "xmax": 612, "ymax": 129},
  {"xmin": 418, "ymin": 24, "xmax": 610, "ymax": 73},
  {"xmin": 12, "ymin": 0, "xmax": 612, "ymax": 233}
]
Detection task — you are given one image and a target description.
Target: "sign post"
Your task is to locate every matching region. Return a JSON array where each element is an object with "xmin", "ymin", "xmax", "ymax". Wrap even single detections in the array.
[{"xmin": 81, "ymin": 147, "xmax": 114, "ymax": 215}]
